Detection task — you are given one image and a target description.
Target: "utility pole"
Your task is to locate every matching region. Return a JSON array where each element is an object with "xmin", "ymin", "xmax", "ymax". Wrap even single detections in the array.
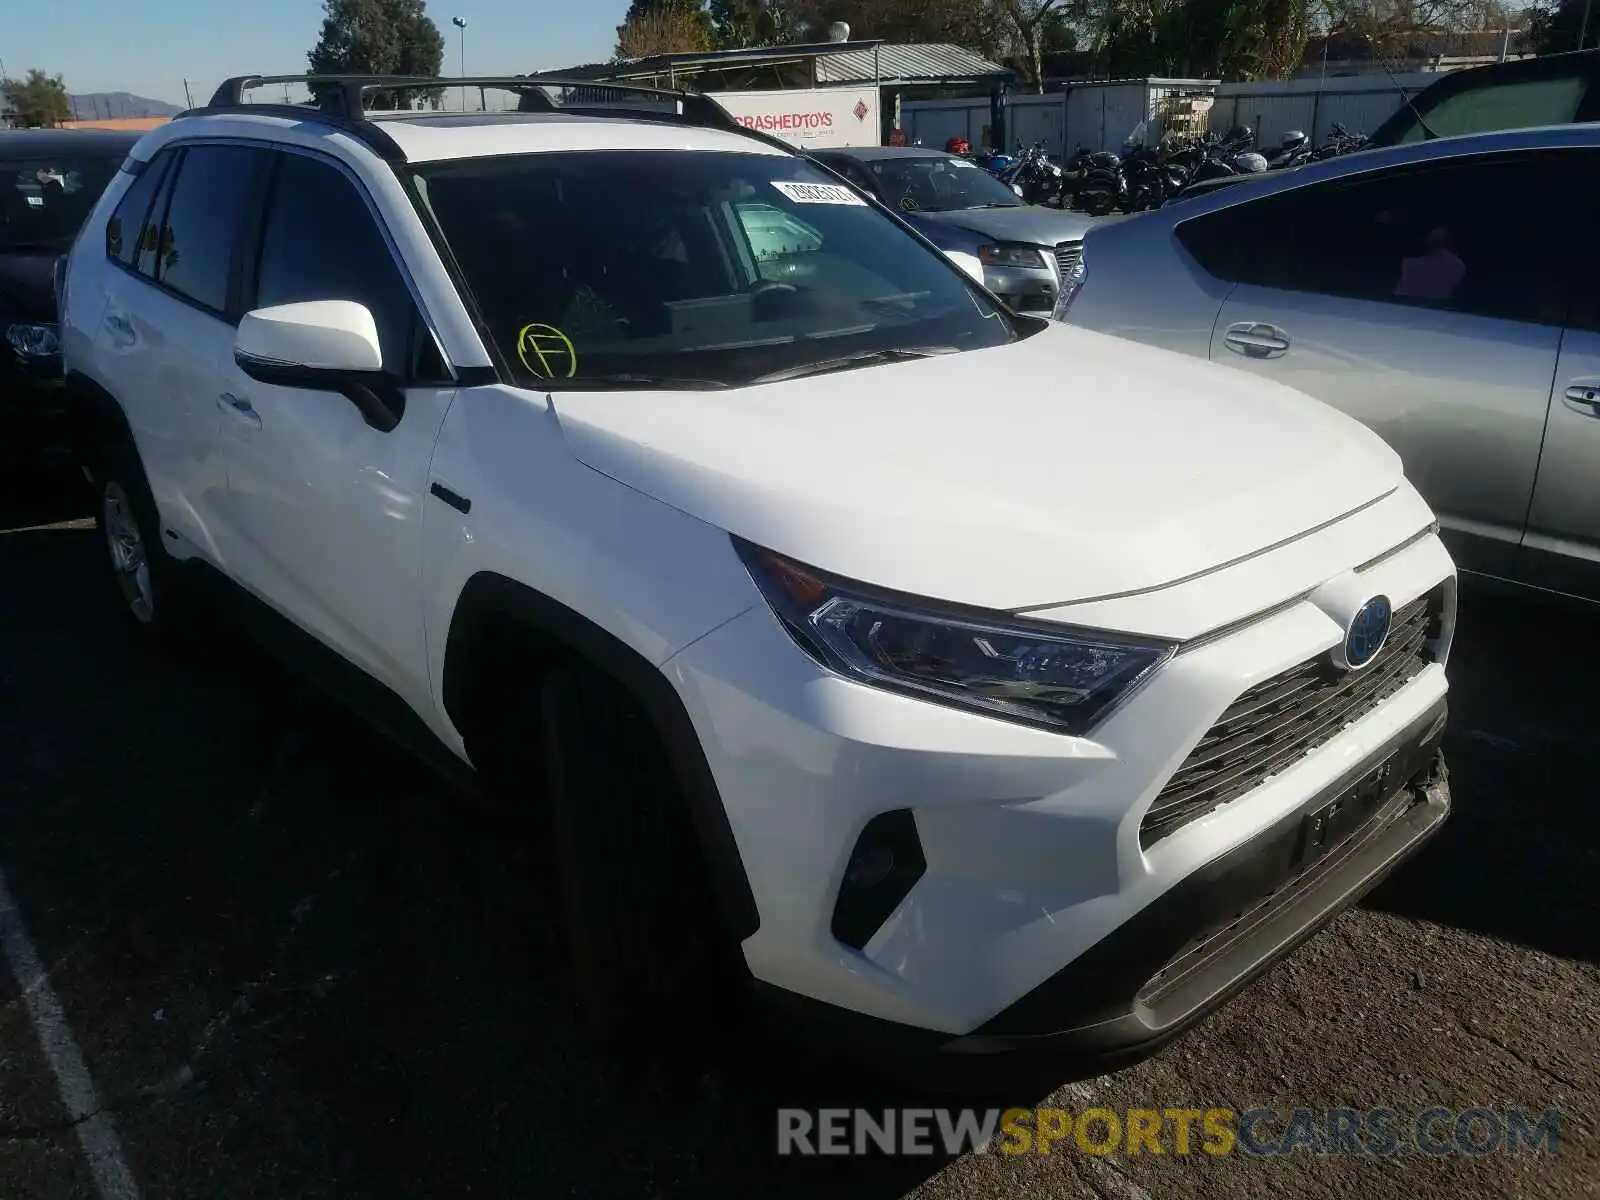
[{"xmin": 452, "ymin": 16, "xmax": 468, "ymax": 111}]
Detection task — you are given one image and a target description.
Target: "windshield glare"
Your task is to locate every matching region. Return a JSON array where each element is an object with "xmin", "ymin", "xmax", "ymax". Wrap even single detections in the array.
[
  {"xmin": 865, "ymin": 155, "xmax": 1024, "ymax": 213},
  {"xmin": 0, "ymin": 155, "xmax": 124, "ymax": 252},
  {"xmin": 412, "ymin": 150, "xmax": 1015, "ymax": 389}
]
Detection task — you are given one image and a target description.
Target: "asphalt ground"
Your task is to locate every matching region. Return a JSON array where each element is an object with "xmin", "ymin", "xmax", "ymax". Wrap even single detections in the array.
[{"xmin": 0, "ymin": 479, "xmax": 1595, "ymax": 1199}]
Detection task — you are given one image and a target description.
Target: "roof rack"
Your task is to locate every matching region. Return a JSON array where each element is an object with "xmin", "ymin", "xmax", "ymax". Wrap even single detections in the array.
[{"xmin": 177, "ymin": 74, "xmax": 796, "ymax": 161}]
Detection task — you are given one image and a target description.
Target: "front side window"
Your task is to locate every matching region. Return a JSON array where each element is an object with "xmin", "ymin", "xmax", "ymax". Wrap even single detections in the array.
[
  {"xmin": 1178, "ymin": 152, "xmax": 1573, "ymax": 326},
  {"xmin": 410, "ymin": 150, "xmax": 1014, "ymax": 390},
  {"xmin": 0, "ymin": 150, "xmax": 126, "ymax": 253},
  {"xmin": 252, "ymin": 151, "xmax": 436, "ymax": 380},
  {"xmin": 1393, "ymin": 74, "xmax": 1589, "ymax": 144},
  {"xmin": 155, "ymin": 145, "xmax": 263, "ymax": 313},
  {"xmin": 865, "ymin": 155, "xmax": 1024, "ymax": 214}
]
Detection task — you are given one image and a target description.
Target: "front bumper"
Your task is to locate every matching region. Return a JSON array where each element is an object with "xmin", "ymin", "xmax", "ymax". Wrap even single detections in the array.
[
  {"xmin": 983, "ymin": 262, "xmax": 1058, "ymax": 314},
  {"xmin": 663, "ymin": 522, "xmax": 1456, "ymax": 1046}
]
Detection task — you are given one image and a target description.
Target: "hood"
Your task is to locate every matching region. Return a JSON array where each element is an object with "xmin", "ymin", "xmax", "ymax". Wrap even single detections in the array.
[
  {"xmin": 0, "ymin": 251, "xmax": 59, "ymax": 321},
  {"xmin": 551, "ymin": 323, "xmax": 1404, "ymax": 612},
  {"xmin": 913, "ymin": 205, "xmax": 1098, "ymax": 248}
]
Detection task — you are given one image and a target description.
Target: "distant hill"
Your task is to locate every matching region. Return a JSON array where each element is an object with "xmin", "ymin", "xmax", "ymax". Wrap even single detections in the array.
[{"xmin": 68, "ymin": 92, "xmax": 184, "ymax": 120}]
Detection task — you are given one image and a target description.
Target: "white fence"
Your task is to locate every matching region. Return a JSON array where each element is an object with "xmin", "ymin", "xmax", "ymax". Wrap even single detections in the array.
[
  {"xmin": 902, "ymin": 80, "xmax": 1221, "ymax": 157},
  {"xmin": 1210, "ymin": 73, "xmax": 1435, "ymax": 145},
  {"xmin": 899, "ymin": 73, "xmax": 1432, "ymax": 158}
]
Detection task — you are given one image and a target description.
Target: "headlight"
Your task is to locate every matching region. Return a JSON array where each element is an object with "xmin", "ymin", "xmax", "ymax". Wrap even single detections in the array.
[
  {"xmin": 735, "ymin": 540, "xmax": 1174, "ymax": 735},
  {"xmin": 6, "ymin": 322, "xmax": 60, "ymax": 359},
  {"xmin": 976, "ymin": 242, "xmax": 1047, "ymax": 269}
]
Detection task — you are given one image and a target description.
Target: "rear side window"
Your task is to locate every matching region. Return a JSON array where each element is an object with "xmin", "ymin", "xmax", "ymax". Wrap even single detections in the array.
[
  {"xmin": 1393, "ymin": 74, "xmax": 1589, "ymax": 144},
  {"xmin": 251, "ymin": 152, "xmax": 438, "ymax": 381},
  {"xmin": 154, "ymin": 145, "xmax": 263, "ymax": 313},
  {"xmin": 1177, "ymin": 151, "xmax": 1575, "ymax": 326},
  {"xmin": 105, "ymin": 150, "xmax": 175, "ymax": 268}
]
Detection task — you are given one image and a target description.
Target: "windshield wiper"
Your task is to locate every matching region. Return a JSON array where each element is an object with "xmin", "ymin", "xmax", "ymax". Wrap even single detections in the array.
[
  {"xmin": 0, "ymin": 241, "xmax": 63, "ymax": 253},
  {"xmin": 747, "ymin": 347, "xmax": 955, "ymax": 386},
  {"xmin": 548, "ymin": 373, "xmax": 730, "ymax": 391}
]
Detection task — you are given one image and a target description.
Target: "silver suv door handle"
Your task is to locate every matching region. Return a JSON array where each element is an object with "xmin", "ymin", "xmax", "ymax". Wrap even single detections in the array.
[
  {"xmin": 1562, "ymin": 381, "xmax": 1600, "ymax": 417},
  {"xmin": 1223, "ymin": 321, "xmax": 1291, "ymax": 360}
]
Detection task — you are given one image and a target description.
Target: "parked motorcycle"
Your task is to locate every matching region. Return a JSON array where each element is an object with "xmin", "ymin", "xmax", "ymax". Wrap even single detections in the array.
[
  {"xmin": 1313, "ymin": 122, "xmax": 1370, "ymax": 159},
  {"xmin": 1076, "ymin": 149, "xmax": 1126, "ymax": 216},
  {"xmin": 1264, "ymin": 129, "xmax": 1312, "ymax": 169},
  {"xmin": 992, "ymin": 141, "xmax": 1065, "ymax": 207}
]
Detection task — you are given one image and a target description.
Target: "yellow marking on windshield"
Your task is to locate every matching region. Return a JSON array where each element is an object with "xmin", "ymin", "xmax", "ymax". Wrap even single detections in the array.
[{"xmin": 516, "ymin": 323, "xmax": 578, "ymax": 380}]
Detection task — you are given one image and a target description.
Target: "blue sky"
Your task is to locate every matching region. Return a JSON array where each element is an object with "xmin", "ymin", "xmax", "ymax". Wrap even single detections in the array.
[{"xmin": 3, "ymin": 0, "xmax": 632, "ymax": 106}]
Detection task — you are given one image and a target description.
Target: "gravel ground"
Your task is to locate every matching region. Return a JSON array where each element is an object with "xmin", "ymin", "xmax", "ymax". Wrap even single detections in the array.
[{"xmin": 0, "ymin": 485, "xmax": 1594, "ymax": 1199}]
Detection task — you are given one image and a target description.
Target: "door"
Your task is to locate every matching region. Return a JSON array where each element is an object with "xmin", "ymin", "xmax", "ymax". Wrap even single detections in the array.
[
  {"xmin": 1185, "ymin": 151, "xmax": 1574, "ymax": 578},
  {"xmin": 215, "ymin": 149, "xmax": 456, "ymax": 706},
  {"xmin": 1521, "ymin": 153, "xmax": 1600, "ymax": 601},
  {"xmin": 96, "ymin": 144, "xmax": 265, "ymax": 564}
]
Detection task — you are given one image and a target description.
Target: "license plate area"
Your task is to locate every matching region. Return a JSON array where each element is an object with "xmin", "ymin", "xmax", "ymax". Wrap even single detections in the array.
[{"xmin": 1295, "ymin": 752, "xmax": 1400, "ymax": 867}]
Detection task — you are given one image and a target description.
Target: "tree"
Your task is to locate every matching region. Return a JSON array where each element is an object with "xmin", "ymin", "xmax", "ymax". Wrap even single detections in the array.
[
  {"xmin": 708, "ymin": 0, "xmax": 807, "ymax": 48},
  {"xmin": 1528, "ymin": 0, "xmax": 1597, "ymax": 53},
  {"xmin": 615, "ymin": 0, "xmax": 717, "ymax": 57},
  {"xmin": 998, "ymin": 0, "xmax": 1070, "ymax": 91},
  {"xmin": 307, "ymin": 0, "xmax": 446, "ymax": 110},
  {"xmin": 2, "ymin": 69, "xmax": 71, "ymax": 128},
  {"xmin": 617, "ymin": 4, "xmax": 718, "ymax": 57}
]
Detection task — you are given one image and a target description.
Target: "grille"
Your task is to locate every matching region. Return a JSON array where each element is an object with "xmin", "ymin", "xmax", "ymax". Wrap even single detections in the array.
[
  {"xmin": 1054, "ymin": 240, "xmax": 1083, "ymax": 277},
  {"xmin": 1141, "ymin": 587, "xmax": 1443, "ymax": 847}
]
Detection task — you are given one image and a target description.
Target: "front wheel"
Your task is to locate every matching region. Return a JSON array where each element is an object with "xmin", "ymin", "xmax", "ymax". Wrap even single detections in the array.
[{"xmin": 542, "ymin": 667, "xmax": 740, "ymax": 1055}]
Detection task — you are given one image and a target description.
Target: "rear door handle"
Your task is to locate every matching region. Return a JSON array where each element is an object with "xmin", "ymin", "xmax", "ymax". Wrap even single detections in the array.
[
  {"xmin": 1223, "ymin": 321, "xmax": 1291, "ymax": 360},
  {"xmin": 216, "ymin": 391, "xmax": 261, "ymax": 429},
  {"xmin": 1562, "ymin": 380, "xmax": 1600, "ymax": 417}
]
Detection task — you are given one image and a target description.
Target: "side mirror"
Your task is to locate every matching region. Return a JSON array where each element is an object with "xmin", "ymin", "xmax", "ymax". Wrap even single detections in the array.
[{"xmin": 234, "ymin": 300, "xmax": 401, "ymax": 432}]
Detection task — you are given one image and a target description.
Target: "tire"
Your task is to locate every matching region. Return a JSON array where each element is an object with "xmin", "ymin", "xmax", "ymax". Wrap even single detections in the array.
[
  {"xmin": 93, "ymin": 440, "xmax": 182, "ymax": 641},
  {"xmin": 541, "ymin": 666, "xmax": 736, "ymax": 1055}
]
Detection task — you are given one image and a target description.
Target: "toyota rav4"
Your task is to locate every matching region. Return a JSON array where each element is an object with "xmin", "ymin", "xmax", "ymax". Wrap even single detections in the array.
[{"xmin": 59, "ymin": 75, "xmax": 1456, "ymax": 1065}]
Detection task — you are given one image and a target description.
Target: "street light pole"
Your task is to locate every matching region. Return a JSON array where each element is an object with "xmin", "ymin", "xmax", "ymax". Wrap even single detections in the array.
[{"xmin": 452, "ymin": 16, "xmax": 468, "ymax": 111}]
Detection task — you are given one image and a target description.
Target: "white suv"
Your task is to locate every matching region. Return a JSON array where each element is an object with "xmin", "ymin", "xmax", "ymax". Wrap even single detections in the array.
[{"xmin": 60, "ymin": 75, "xmax": 1456, "ymax": 1063}]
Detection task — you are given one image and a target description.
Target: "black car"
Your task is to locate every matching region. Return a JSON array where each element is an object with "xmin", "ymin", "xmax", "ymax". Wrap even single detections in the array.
[{"xmin": 0, "ymin": 129, "xmax": 141, "ymax": 481}]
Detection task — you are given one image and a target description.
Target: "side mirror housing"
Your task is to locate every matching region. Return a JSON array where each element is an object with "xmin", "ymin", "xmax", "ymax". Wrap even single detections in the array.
[{"xmin": 233, "ymin": 300, "xmax": 400, "ymax": 431}]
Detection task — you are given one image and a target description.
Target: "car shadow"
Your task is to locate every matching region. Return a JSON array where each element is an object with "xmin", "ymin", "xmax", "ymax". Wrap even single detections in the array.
[
  {"xmin": 1360, "ymin": 582, "xmax": 1600, "ymax": 966},
  {"xmin": 0, "ymin": 517, "xmax": 1078, "ymax": 1199}
]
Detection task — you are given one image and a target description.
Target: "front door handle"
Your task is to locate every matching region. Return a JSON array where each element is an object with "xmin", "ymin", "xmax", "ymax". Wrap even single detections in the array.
[
  {"xmin": 1562, "ymin": 380, "xmax": 1600, "ymax": 418},
  {"xmin": 216, "ymin": 391, "xmax": 262, "ymax": 429},
  {"xmin": 1223, "ymin": 321, "xmax": 1291, "ymax": 360}
]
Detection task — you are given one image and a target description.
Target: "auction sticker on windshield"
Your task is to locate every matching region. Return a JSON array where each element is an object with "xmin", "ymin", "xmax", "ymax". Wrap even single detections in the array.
[{"xmin": 772, "ymin": 181, "xmax": 867, "ymax": 206}]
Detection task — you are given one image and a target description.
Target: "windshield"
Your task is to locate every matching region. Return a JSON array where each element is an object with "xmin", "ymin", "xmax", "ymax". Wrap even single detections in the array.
[
  {"xmin": 0, "ymin": 154, "xmax": 125, "ymax": 252},
  {"xmin": 862, "ymin": 155, "xmax": 1024, "ymax": 213},
  {"xmin": 411, "ymin": 150, "xmax": 1015, "ymax": 389}
]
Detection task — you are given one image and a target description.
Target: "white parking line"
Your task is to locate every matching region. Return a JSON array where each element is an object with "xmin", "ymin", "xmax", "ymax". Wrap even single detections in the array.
[{"xmin": 0, "ymin": 867, "xmax": 140, "ymax": 1199}]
